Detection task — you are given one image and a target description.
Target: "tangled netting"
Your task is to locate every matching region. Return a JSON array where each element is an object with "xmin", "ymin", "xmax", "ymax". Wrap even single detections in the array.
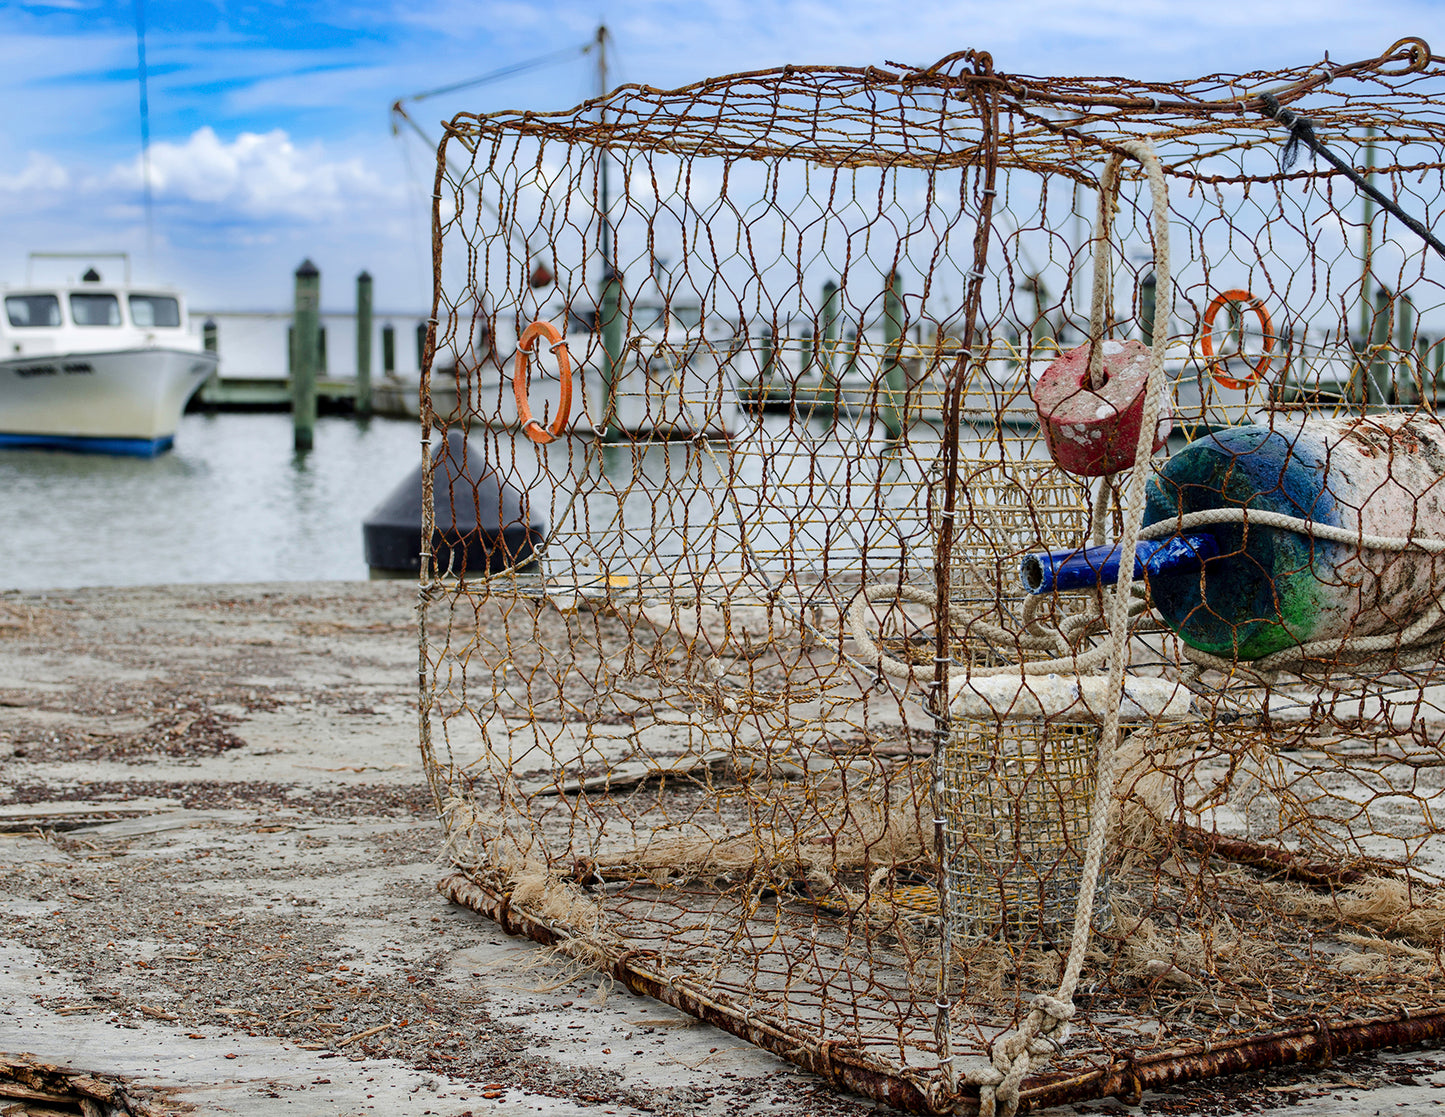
[{"xmin": 417, "ymin": 38, "xmax": 1445, "ymax": 1113}]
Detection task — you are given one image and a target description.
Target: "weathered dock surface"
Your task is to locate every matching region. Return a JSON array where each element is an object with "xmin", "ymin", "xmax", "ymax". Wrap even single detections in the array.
[{"xmin": 0, "ymin": 582, "xmax": 1442, "ymax": 1115}]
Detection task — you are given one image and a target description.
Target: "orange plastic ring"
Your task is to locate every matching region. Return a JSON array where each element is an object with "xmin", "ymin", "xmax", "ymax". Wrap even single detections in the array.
[
  {"xmin": 1200, "ymin": 289, "xmax": 1274, "ymax": 391},
  {"xmin": 513, "ymin": 319, "xmax": 572, "ymax": 445}
]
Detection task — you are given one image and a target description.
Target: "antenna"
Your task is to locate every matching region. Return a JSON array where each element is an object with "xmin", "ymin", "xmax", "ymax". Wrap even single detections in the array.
[{"xmin": 133, "ymin": 0, "xmax": 154, "ymax": 266}]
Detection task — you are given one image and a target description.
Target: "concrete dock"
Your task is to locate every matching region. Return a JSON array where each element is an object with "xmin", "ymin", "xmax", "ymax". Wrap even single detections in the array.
[{"xmin": 0, "ymin": 582, "xmax": 1443, "ymax": 1116}]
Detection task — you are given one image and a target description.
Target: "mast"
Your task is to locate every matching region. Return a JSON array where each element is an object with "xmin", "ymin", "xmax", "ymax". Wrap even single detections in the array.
[
  {"xmin": 597, "ymin": 23, "xmax": 612, "ymax": 276},
  {"xmin": 134, "ymin": 0, "xmax": 154, "ymax": 265},
  {"xmin": 594, "ymin": 24, "xmax": 621, "ymax": 437}
]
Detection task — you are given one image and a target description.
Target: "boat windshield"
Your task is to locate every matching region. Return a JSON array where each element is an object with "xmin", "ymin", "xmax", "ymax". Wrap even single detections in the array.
[
  {"xmin": 70, "ymin": 293, "xmax": 121, "ymax": 327},
  {"xmin": 4, "ymin": 295, "xmax": 61, "ymax": 328},
  {"xmin": 129, "ymin": 294, "xmax": 181, "ymax": 328},
  {"xmin": 634, "ymin": 303, "xmax": 703, "ymax": 332}
]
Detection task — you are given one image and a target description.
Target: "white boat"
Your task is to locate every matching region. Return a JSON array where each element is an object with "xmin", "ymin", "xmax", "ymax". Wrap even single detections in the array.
[{"xmin": 0, "ymin": 254, "xmax": 217, "ymax": 456}]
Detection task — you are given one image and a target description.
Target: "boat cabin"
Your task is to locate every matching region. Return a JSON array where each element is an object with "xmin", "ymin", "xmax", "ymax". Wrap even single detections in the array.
[{"xmin": 1, "ymin": 267, "xmax": 197, "ymax": 359}]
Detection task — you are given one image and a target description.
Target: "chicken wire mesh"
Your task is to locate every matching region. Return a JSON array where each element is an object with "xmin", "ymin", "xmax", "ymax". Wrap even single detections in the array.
[{"xmin": 416, "ymin": 38, "xmax": 1445, "ymax": 1114}]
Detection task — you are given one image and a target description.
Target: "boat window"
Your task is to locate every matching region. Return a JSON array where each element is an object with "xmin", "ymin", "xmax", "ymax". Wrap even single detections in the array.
[
  {"xmin": 70, "ymin": 293, "xmax": 122, "ymax": 327},
  {"xmin": 634, "ymin": 305, "xmax": 667, "ymax": 332},
  {"xmin": 129, "ymin": 295, "xmax": 181, "ymax": 328},
  {"xmin": 4, "ymin": 295, "xmax": 61, "ymax": 328}
]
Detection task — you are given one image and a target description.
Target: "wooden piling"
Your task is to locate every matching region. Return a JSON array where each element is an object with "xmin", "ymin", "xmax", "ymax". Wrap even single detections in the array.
[
  {"xmin": 820, "ymin": 280, "xmax": 839, "ymax": 384},
  {"xmin": 1397, "ymin": 292, "xmax": 1415, "ymax": 402},
  {"xmin": 382, "ymin": 325, "xmax": 396, "ymax": 376},
  {"xmin": 355, "ymin": 271, "xmax": 373, "ymax": 417},
  {"xmin": 600, "ymin": 271, "xmax": 622, "ymax": 438},
  {"xmin": 1139, "ymin": 272, "xmax": 1157, "ymax": 350},
  {"xmin": 883, "ymin": 270, "xmax": 905, "ymax": 437},
  {"xmin": 292, "ymin": 259, "xmax": 320, "ymax": 452},
  {"xmin": 1368, "ymin": 285, "xmax": 1392, "ymax": 405},
  {"xmin": 1359, "ymin": 128, "xmax": 1378, "ymax": 348}
]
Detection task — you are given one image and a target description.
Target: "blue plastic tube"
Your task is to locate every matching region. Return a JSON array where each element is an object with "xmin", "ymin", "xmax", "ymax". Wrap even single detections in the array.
[{"xmin": 1019, "ymin": 534, "xmax": 1219, "ymax": 595}]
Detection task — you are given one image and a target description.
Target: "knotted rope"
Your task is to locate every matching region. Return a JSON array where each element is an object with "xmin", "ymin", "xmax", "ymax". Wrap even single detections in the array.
[{"xmin": 965, "ymin": 139, "xmax": 1173, "ymax": 1117}]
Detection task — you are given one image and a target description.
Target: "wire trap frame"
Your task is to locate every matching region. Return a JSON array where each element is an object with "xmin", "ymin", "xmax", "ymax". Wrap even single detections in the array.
[{"xmin": 419, "ymin": 39, "xmax": 1445, "ymax": 1114}]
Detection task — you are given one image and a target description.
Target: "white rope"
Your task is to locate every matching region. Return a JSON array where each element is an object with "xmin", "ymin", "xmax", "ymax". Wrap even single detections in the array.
[
  {"xmin": 1136, "ymin": 507, "xmax": 1445, "ymax": 555},
  {"xmin": 968, "ymin": 140, "xmax": 1172, "ymax": 1117},
  {"xmin": 844, "ymin": 583, "xmax": 1115, "ymax": 684}
]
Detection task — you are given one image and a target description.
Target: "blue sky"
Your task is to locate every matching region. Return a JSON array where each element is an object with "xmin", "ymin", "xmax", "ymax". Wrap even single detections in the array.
[{"xmin": 0, "ymin": 0, "xmax": 1439, "ymax": 310}]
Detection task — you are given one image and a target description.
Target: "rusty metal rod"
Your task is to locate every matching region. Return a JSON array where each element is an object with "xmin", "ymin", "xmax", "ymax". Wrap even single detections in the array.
[
  {"xmin": 1170, "ymin": 822, "xmax": 1377, "ymax": 888},
  {"xmin": 437, "ymin": 872, "xmax": 944, "ymax": 1114},
  {"xmin": 1020, "ymin": 1008, "xmax": 1445, "ymax": 1111}
]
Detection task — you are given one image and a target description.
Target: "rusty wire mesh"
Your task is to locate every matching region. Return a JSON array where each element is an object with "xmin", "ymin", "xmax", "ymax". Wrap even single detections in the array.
[{"xmin": 416, "ymin": 38, "xmax": 1445, "ymax": 1112}]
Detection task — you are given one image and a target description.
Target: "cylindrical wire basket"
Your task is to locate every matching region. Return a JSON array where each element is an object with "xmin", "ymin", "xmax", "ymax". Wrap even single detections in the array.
[{"xmin": 942, "ymin": 715, "xmax": 1102, "ymax": 945}]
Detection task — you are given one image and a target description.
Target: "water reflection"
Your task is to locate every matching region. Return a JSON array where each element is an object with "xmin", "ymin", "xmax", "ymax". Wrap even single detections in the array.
[{"xmin": 0, "ymin": 413, "xmax": 424, "ymax": 591}]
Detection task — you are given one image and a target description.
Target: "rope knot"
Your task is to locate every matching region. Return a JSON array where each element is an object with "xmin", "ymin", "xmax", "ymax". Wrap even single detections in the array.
[{"xmin": 1034, "ymin": 993, "xmax": 1075, "ymax": 1023}]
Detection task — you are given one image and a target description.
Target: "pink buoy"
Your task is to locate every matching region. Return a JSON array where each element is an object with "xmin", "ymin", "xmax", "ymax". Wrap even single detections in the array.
[{"xmin": 1033, "ymin": 339, "xmax": 1171, "ymax": 477}]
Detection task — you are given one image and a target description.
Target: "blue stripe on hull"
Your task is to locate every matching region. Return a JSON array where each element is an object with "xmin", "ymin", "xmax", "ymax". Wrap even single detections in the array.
[{"xmin": 0, "ymin": 432, "xmax": 174, "ymax": 457}]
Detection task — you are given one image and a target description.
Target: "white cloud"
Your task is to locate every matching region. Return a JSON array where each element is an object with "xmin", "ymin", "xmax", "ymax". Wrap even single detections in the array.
[
  {"xmin": 0, "ymin": 152, "xmax": 69, "ymax": 194},
  {"xmin": 105, "ymin": 126, "xmax": 406, "ymax": 221}
]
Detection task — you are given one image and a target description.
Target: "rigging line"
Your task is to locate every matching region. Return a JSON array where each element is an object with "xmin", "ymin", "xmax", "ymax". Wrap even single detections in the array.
[
  {"xmin": 133, "ymin": 0, "xmax": 154, "ymax": 264},
  {"xmin": 403, "ymin": 43, "xmax": 593, "ymax": 104},
  {"xmin": 391, "ymin": 103, "xmax": 542, "ymax": 267},
  {"xmin": 1258, "ymin": 92, "xmax": 1445, "ymax": 261}
]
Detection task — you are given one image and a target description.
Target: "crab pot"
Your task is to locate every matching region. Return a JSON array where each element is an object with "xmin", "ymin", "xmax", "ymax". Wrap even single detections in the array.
[{"xmin": 942, "ymin": 714, "xmax": 1102, "ymax": 945}]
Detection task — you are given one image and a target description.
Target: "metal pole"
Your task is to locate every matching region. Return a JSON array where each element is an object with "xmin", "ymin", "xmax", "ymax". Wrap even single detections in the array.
[
  {"xmin": 292, "ymin": 259, "xmax": 320, "ymax": 451},
  {"xmin": 883, "ymin": 270, "xmax": 905, "ymax": 438},
  {"xmin": 355, "ymin": 271, "xmax": 373, "ymax": 417}
]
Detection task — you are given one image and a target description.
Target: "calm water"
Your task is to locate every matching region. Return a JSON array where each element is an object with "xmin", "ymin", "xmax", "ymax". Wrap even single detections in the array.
[
  {"xmin": 0, "ymin": 413, "xmax": 427, "ymax": 591},
  {"xmin": 0, "ymin": 408, "xmax": 1040, "ymax": 593}
]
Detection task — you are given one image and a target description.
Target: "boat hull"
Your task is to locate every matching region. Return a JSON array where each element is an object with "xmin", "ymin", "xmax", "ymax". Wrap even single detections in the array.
[{"xmin": 0, "ymin": 347, "xmax": 217, "ymax": 456}]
